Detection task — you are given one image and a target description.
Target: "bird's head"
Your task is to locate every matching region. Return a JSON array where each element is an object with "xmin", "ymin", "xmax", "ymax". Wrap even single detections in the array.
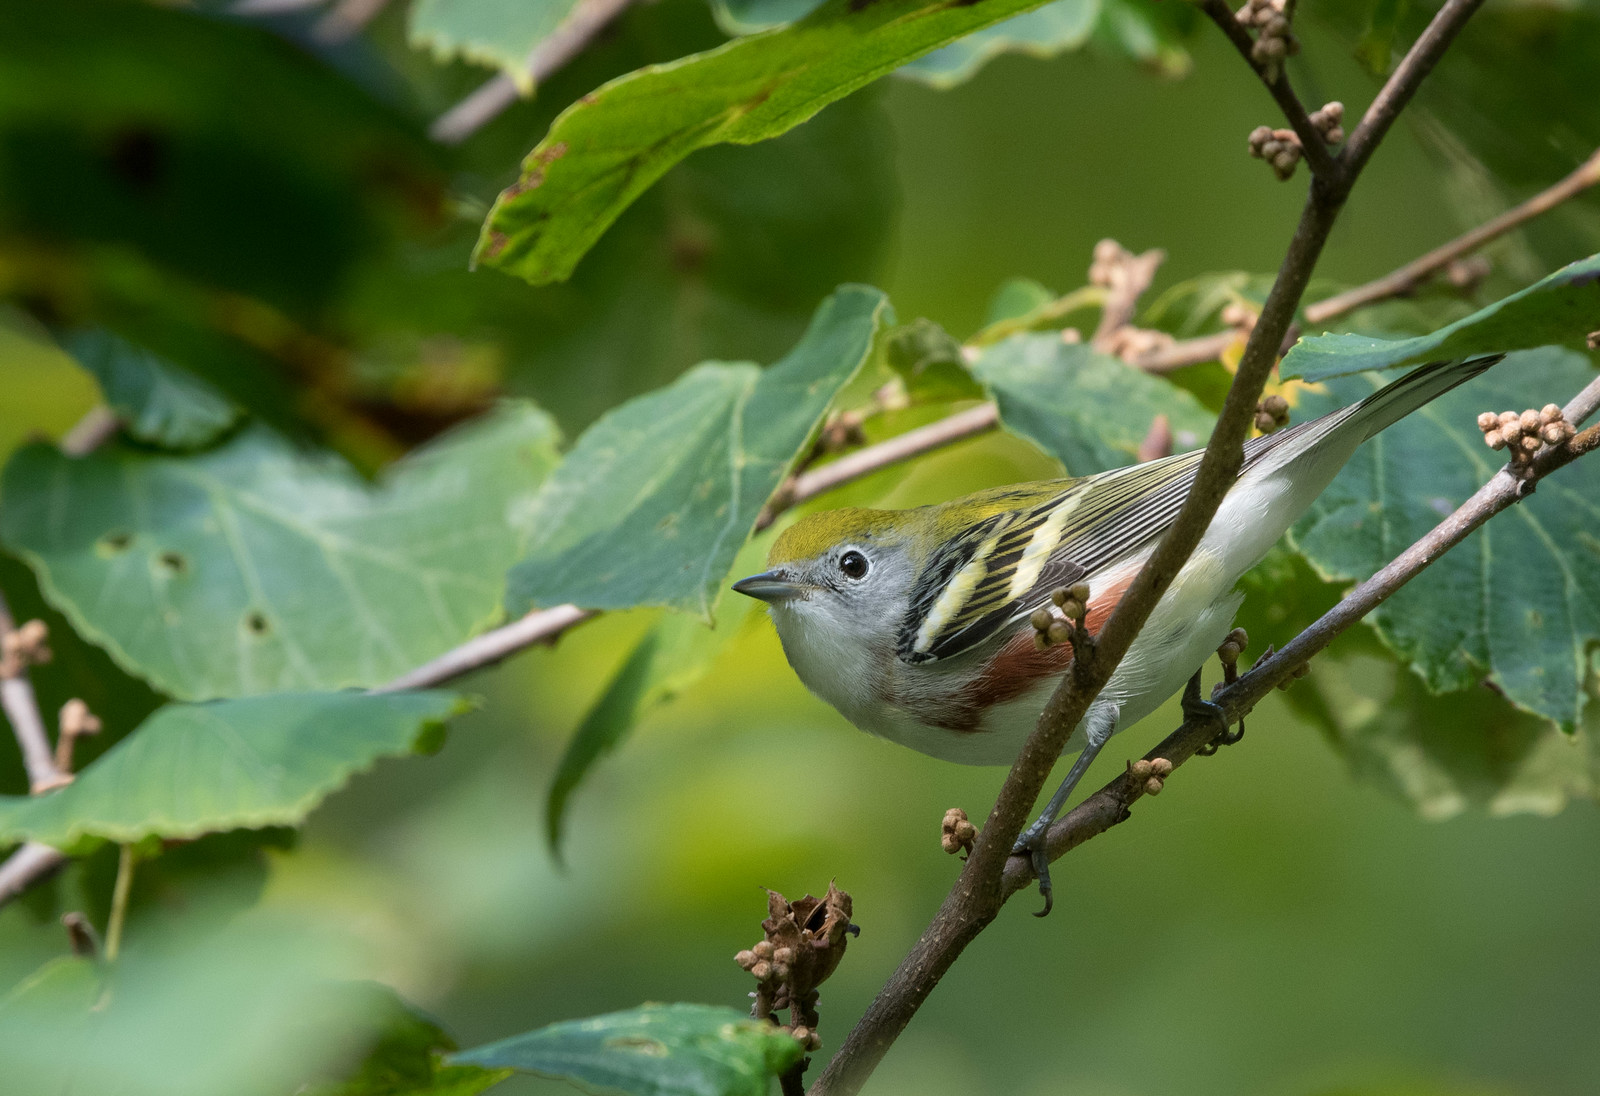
[{"xmin": 732, "ymin": 507, "xmax": 926, "ymax": 659}]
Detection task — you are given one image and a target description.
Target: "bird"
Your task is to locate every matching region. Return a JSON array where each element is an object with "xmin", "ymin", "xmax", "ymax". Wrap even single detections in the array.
[{"xmin": 733, "ymin": 353, "xmax": 1505, "ymax": 912}]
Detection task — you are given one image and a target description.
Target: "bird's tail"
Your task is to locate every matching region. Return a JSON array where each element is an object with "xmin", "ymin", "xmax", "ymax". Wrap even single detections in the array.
[
  {"xmin": 1245, "ymin": 354, "xmax": 1506, "ymax": 471},
  {"xmin": 1343, "ymin": 354, "xmax": 1507, "ymax": 441}
]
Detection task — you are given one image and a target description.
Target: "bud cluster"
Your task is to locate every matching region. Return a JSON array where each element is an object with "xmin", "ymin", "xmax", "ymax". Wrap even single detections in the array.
[
  {"xmin": 735, "ymin": 884, "xmax": 856, "ymax": 1055},
  {"xmin": 1478, "ymin": 404, "xmax": 1576, "ymax": 470},
  {"xmin": 1254, "ymin": 394, "xmax": 1290, "ymax": 434},
  {"xmin": 1221, "ymin": 301, "xmax": 1258, "ymax": 333},
  {"xmin": 1031, "ymin": 583, "xmax": 1092, "ymax": 651},
  {"xmin": 1235, "ymin": 0, "xmax": 1298, "ymax": 78},
  {"xmin": 1308, "ymin": 101, "xmax": 1345, "ymax": 144},
  {"xmin": 940, "ymin": 807, "xmax": 977, "ymax": 857},
  {"xmin": 1128, "ymin": 757, "xmax": 1175, "ymax": 796},
  {"xmin": 0, "ymin": 618, "xmax": 50, "ymax": 678},
  {"xmin": 1249, "ymin": 126, "xmax": 1302, "ymax": 180}
]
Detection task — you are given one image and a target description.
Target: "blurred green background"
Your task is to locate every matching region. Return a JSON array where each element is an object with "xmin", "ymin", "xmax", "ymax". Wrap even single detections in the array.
[{"xmin": 2, "ymin": 1, "xmax": 1598, "ymax": 1094}]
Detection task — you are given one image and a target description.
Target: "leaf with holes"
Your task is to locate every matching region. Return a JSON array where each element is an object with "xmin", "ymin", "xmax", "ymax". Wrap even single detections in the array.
[
  {"xmin": 450, "ymin": 1003, "xmax": 803, "ymax": 1096},
  {"xmin": 0, "ymin": 402, "xmax": 560, "ymax": 699},
  {"xmin": 0, "ymin": 691, "xmax": 464, "ymax": 854},
  {"xmin": 1282, "ymin": 253, "xmax": 1600, "ymax": 381},
  {"xmin": 63, "ymin": 328, "xmax": 241, "ymax": 451},
  {"xmin": 970, "ymin": 334, "xmax": 1216, "ymax": 474},
  {"xmin": 475, "ymin": 0, "xmax": 1073, "ymax": 284},
  {"xmin": 1288, "ymin": 347, "xmax": 1600, "ymax": 731},
  {"xmin": 409, "ymin": 0, "xmax": 583, "ymax": 85},
  {"xmin": 504, "ymin": 284, "xmax": 890, "ymax": 618}
]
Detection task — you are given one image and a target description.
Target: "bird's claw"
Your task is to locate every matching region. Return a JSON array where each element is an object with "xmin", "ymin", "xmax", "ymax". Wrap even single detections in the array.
[
  {"xmin": 1184, "ymin": 669, "xmax": 1243, "ymax": 756},
  {"xmin": 1012, "ymin": 824, "xmax": 1054, "ymax": 917}
]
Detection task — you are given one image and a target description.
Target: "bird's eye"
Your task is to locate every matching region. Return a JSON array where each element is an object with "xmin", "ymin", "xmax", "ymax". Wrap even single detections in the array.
[{"xmin": 839, "ymin": 550, "xmax": 869, "ymax": 580}]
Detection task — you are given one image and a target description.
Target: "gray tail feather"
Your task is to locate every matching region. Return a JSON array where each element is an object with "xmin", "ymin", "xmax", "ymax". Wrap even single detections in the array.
[
  {"xmin": 1244, "ymin": 354, "xmax": 1507, "ymax": 471},
  {"xmin": 1345, "ymin": 354, "xmax": 1507, "ymax": 441}
]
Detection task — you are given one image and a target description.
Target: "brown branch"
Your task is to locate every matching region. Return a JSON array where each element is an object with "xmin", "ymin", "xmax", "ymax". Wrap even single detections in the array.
[
  {"xmin": 1338, "ymin": 0, "xmax": 1488, "ymax": 186},
  {"xmin": 429, "ymin": 0, "xmax": 636, "ymax": 144},
  {"xmin": 1305, "ymin": 147, "xmax": 1600, "ymax": 325},
  {"xmin": 1003, "ymin": 372, "xmax": 1600, "ymax": 890},
  {"xmin": 1200, "ymin": 0, "xmax": 1337, "ymax": 178},
  {"xmin": 812, "ymin": 2, "xmax": 1490, "ymax": 1090}
]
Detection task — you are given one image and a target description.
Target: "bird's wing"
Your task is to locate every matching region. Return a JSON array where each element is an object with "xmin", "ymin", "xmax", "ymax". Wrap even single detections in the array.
[{"xmin": 895, "ymin": 451, "xmax": 1209, "ymax": 664}]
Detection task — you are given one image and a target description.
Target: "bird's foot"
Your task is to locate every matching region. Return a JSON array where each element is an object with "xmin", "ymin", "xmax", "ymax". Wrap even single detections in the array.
[
  {"xmin": 1011, "ymin": 819, "xmax": 1054, "ymax": 917},
  {"xmin": 1184, "ymin": 668, "xmax": 1243, "ymax": 756}
]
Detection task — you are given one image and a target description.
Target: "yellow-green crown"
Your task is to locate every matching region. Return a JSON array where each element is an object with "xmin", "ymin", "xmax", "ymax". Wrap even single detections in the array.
[{"xmin": 767, "ymin": 507, "xmax": 914, "ymax": 566}]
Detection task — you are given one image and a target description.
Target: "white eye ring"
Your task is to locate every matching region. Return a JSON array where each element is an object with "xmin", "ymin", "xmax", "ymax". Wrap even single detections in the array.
[{"xmin": 839, "ymin": 550, "xmax": 869, "ymax": 580}]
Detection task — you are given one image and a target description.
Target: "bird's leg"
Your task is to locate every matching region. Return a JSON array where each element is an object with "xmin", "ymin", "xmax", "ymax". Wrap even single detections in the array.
[
  {"xmin": 1194, "ymin": 628, "xmax": 1247, "ymax": 756},
  {"xmin": 1012, "ymin": 700, "xmax": 1119, "ymax": 918}
]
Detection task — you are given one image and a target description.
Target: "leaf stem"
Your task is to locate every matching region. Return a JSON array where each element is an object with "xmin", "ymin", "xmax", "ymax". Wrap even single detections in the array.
[{"xmin": 105, "ymin": 844, "xmax": 135, "ymax": 963}]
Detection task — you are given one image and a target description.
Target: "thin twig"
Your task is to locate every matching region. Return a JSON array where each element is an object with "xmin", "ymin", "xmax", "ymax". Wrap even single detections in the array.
[
  {"xmin": 429, "ymin": 0, "xmax": 636, "ymax": 144},
  {"xmin": 311, "ymin": 0, "xmax": 390, "ymax": 43},
  {"xmin": 1306, "ymin": 147, "xmax": 1600, "ymax": 325},
  {"xmin": 58, "ymin": 406, "xmax": 120, "ymax": 458},
  {"xmin": 1339, "ymin": 0, "xmax": 1488, "ymax": 185},
  {"xmin": 1003, "ymin": 372, "xmax": 1600, "ymax": 891},
  {"xmin": 0, "ymin": 593, "xmax": 67, "ymax": 794},
  {"xmin": 812, "ymin": 2, "xmax": 1488, "ymax": 1089},
  {"xmin": 1200, "ymin": 0, "xmax": 1337, "ymax": 178}
]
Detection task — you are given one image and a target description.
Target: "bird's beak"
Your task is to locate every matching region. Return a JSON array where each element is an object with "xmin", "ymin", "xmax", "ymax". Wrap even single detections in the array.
[{"xmin": 732, "ymin": 571, "xmax": 810, "ymax": 603}]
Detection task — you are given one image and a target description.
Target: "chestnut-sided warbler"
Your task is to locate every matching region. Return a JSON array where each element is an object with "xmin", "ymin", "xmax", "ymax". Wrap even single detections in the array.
[{"xmin": 734, "ymin": 354, "xmax": 1505, "ymax": 905}]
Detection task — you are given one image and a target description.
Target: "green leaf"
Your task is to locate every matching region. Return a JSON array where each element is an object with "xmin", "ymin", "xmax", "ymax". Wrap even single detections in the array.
[
  {"xmin": 0, "ymin": 690, "xmax": 465, "ymax": 854},
  {"xmin": 1353, "ymin": 0, "xmax": 1407, "ymax": 75},
  {"xmin": 475, "ymin": 0, "xmax": 1066, "ymax": 284},
  {"xmin": 898, "ymin": 1, "xmax": 1100, "ymax": 89},
  {"xmin": 505, "ymin": 285, "xmax": 891, "ymax": 618},
  {"xmin": 450, "ymin": 1003, "xmax": 804, "ymax": 1096},
  {"xmin": 0, "ymin": 908, "xmax": 401, "ymax": 1096},
  {"xmin": 883, "ymin": 318, "xmax": 984, "ymax": 402},
  {"xmin": 1288, "ymin": 347, "xmax": 1600, "ymax": 731},
  {"xmin": 970, "ymin": 334, "xmax": 1216, "ymax": 474},
  {"xmin": 409, "ymin": 0, "xmax": 582, "ymax": 86},
  {"xmin": 1282, "ymin": 254, "xmax": 1600, "ymax": 381},
  {"xmin": 63, "ymin": 328, "xmax": 241, "ymax": 451},
  {"xmin": 1290, "ymin": 649, "xmax": 1600, "ymax": 819},
  {"xmin": 547, "ymin": 594, "xmax": 752, "ymax": 854},
  {"xmin": 709, "ymin": 0, "xmax": 824, "ymax": 34},
  {"xmin": 303, "ymin": 983, "xmax": 510, "ymax": 1096},
  {"xmin": 0, "ymin": 402, "xmax": 560, "ymax": 699},
  {"xmin": 985, "ymin": 277, "xmax": 1058, "ymax": 325}
]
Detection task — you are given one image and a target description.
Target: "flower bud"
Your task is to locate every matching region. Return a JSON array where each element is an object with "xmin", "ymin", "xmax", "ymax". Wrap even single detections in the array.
[
  {"xmin": 1520, "ymin": 409, "xmax": 1542, "ymax": 433},
  {"xmin": 1500, "ymin": 421, "xmax": 1522, "ymax": 443},
  {"xmin": 1030, "ymin": 607, "xmax": 1054, "ymax": 632},
  {"xmin": 1046, "ymin": 621, "xmax": 1072, "ymax": 647},
  {"xmin": 736, "ymin": 949, "xmax": 756, "ymax": 969},
  {"xmin": 751, "ymin": 960, "xmax": 772, "ymax": 981},
  {"xmin": 753, "ymin": 940, "xmax": 775, "ymax": 960},
  {"xmin": 1069, "ymin": 583, "xmax": 1091, "ymax": 603},
  {"xmin": 1150, "ymin": 758, "xmax": 1174, "ymax": 777},
  {"xmin": 1484, "ymin": 430, "xmax": 1505, "ymax": 450},
  {"xmin": 1540, "ymin": 403, "xmax": 1563, "ymax": 424},
  {"xmin": 1130, "ymin": 759, "xmax": 1153, "ymax": 779},
  {"xmin": 1477, "ymin": 412, "xmax": 1498, "ymax": 432},
  {"xmin": 1520, "ymin": 434, "xmax": 1541, "ymax": 453},
  {"xmin": 1144, "ymin": 777, "xmax": 1165, "ymax": 796},
  {"xmin": 774, "ymin": 946, "xmax": 794, "ymax": 965},
  {"xmin": 1499, "ymin": 411, "xmax": 1519, "ymax": 427}
]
